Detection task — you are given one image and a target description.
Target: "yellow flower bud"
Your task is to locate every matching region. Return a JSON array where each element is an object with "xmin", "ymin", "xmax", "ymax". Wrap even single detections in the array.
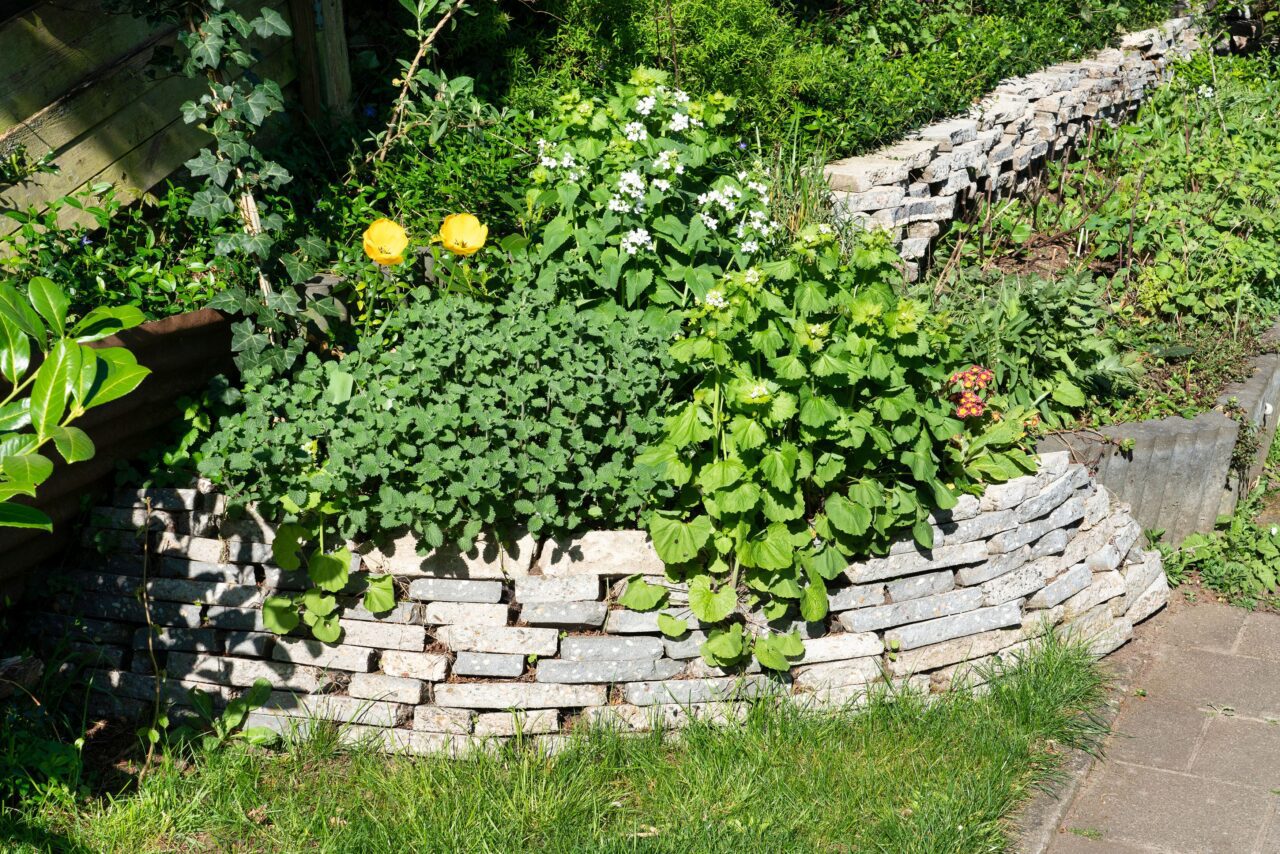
[
  {"xmin": 363, "ymin": 218, "xmax": 408, "ymax": 266},
  {"xmin": 438, "ymin": 213, "xmax": 488, "ymax": 257}
]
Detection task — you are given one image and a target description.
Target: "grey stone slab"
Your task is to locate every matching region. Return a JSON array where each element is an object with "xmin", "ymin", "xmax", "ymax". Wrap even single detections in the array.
[
  {"xmin": 204, "ymin": 606, "xmax": 264, "ymax": 632},
  {"xmin": 381, "ymin": 650, "xmax": 450, "ymax": 681},
  {"xmin": 474, "ymin": 709, "xmax": 559, "ymax": 737},
  {"xmin": 1142, "ymin": 646, "xmax": 1280, "ymax": 719},
  {"xmin": 1125, "ymin": 574, "xmax": 1168, "ymax": 625},
  {"xmin": 537, "ymin": 530, "xmax": 664, "ymax": 577},
  {"xmin": 560, "ymin": 636, "xmax": 664, "ymax": 661},
  {"xmin": 70, "ymin": 594, "xmax": 202, "ymax": 628},
  {"xmin": 271, "ymin": 638, "xmax": 376, "ymax": 672},
  {"xmin": 167, "ymin": 652, "xmax": 325, "ymax": 693},
  {"xmin": 885, "ymin": 570, "xmax": 954, "ymax": 602},
  {"xmin": 535, "ymin": 658, "xmax": 682, "ymax": 684},
  {"xmin": 793, "ymin": 657, "xmax": 882, "ymax": 692},
  {"xmin": 663, "ymin": 631, "xmax": 707, "ymax": 660},
  {"xmin": 406, "ymin": 578, "xmax": 503, "ymax": 604},
  {"xmin": 956, "ymin": 546, "xmax": 1031, "ymax": 586},
  {"xmin": 438, "ymin": 625, "xmax": 558, "ymax": 656},
  {"xmin": 827, "ymin": 583, "xmax": 886, "ymax": 612},
  {"xmin": 980, "ymin": 565, "xmax": 1043, "ymax": 606},
  {"xmin": 839, "ymin": 588, "xmax": 983, "ymax": 633},
  {"xmin": 1017, "ymin": 470, "xmax": 1087, "ymax": 522},
  {"xmin": 1105, "ymin": 696, "xmax": 1208, "ymax": 772},
  {"xmin": 224, "ymin": 631, "xmax": 274, "ymax": 658},
  {"xmin": 1238, "ymin": 611, "xmax": 1280, "ymax": 661},
  {"xmin": 413, "ymin": 706, "xmax": 474, "ymax": 734},
  {"xmin": 514, "ymin": 576, "xmax": 601, "ymax": 603},
  {"xmin": 1062, "ymin": 570, "xmax": 1124, "ymax": 620},
  {"xmin": 1027, "ymin": 564, "xmax": 1091, "ymax": 609},
  {"xmin": 132, "ymin": 627, "xmax": 220, "ymax": 654},
  {"xmin": 434, "ymin": 682, "xmax": 606, "ymax": 709},
  {"xmin": 794, "ymin": 632, "xmax": 883, "ymax": 663},
  {"xmin": 886, "ymin": 601, "xmax": 1022, "ymax": 651},
  {"xmin": 348, "ymin": 672, "xmax": 427, "ymax": 704},
  {"xmin": 823, "ymin": 156, "xmax": 911, "ymax": 192},
  {"xmin": 623, "ymin": 675, "xmax": 774, "ymax": 706},
  {"xmin": 419, "ymin": 602, "xmax": 509, "ymax": 626},
  {"xmin": 521, "ymin": 601, "xmax": 608, "ymax": 629},
  {"xmin": 363, "ymin": 531, "xmax": 536, "ymax": 579},
  {"xmin": 262, "ymin": 692, "xmax": 408, "ymax": 727},
  {"xmin": 1031, "ymin": 528, "xmax": 1070, "ymax": 560},
  {"xmin": 845, "ymin": 539, "xmax": 988, "ymax": 583},
  {"xmin": 979, "ymin": 477, "xmax": 1035, "ymax": 512},
  {"xmin": 987, "ymin": 496, "xmax": 1086, "ymax": 554},
  {"xmin": 1063, "ymin": 760, "xmax": 1272, "ymax": 854},
  {"xmin": 1160, "ymin": 602, "xmax": 1246, "ymax": 653},
  {"xmin": 453, "ymin": 651, "xmax": 525, "ymax": 678},
  {"xmin": 337, "ymin": 620, "xmax": 427, "ymax": 651}
]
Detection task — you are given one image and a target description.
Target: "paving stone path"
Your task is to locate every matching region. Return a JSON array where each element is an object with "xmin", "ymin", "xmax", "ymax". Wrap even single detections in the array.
[{"xmin": 1038, "ymin": 600, "xmax": 1280, "ymax": 853}]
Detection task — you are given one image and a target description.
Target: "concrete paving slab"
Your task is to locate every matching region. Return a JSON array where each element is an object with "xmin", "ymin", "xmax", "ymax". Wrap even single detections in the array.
[
  {"xmin": 1237, "ymin": 611, "xmax": 1280, "ymax": 662},
  {"xmin": 1064, "ymin": 760, "xmax": 1272, "ymax": 854},
  {"xmin": 1105, "ymin": 696, "xmax": 1208, "ymax": 773},
  {"xmin": 1140, "ymin": 646, "xmax": 1280, "ymax": 719},
  {"xmin": 1188, "ymin": 715, "xmax": 1280, "ymax": 789},
  {"xmin": 1046, "ymin": 831, "xmax": 1162, "ymax": 852},
  {"xmin": 1159, "ymin": 602, "xmax": 1245, "ymax": 653}
]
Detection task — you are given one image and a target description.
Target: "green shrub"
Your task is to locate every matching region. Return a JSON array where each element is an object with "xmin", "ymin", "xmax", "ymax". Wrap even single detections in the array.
[{"xmin": 197, "ymin": 279, "xmax": 676, "ymax": 550}]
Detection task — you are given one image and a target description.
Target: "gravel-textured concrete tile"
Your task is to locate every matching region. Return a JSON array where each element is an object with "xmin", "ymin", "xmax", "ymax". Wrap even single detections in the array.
[
  {"xmin": 1106, "ymin": 696, "xmax": 1208, "ymax": 773},
  {"xmin": 1141, "ymin": 647, "xmax": 1280, "ymax": 719},
  {"xmin": 1188, "ymin": 715, "xmax": 1280, "ymax": 789},
  {"xmin": 1237, "ymin": 612, "xmax": 1280, "ymax": 662},
  {"xmin": 1159, "ymin": 603, "xmax": 1246, "ymax": 653}
]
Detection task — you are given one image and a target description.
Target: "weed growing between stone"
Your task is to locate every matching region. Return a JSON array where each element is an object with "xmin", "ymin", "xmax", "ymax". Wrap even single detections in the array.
[{"xmin": 3, "ymin": 635, "xmax": 1107, "ymax": 853}]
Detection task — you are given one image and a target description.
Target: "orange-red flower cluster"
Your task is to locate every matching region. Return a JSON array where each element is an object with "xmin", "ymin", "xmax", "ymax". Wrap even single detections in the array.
[
  {"xmin": 949, "ymin": 365, "xmax": 995, "ymax": 390},
  {"xmin": 949, "ymin": 364, "xmax": 996, "ymax": 419},
  {"xmin": 955, "ymin": 390, "xmax": 987, "ymax": 418}
]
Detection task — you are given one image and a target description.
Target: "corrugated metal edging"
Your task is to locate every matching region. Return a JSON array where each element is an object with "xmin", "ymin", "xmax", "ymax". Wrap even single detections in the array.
[
  {"xmin": 1039, "ymin": 324, "xmax": 1280, "ymax": 545},
  {"xmin": 0, "ymin": 308, "xmax": 234, "ymax": 595}
]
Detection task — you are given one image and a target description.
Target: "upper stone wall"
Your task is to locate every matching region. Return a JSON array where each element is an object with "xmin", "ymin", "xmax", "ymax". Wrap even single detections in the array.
[
  {"xmin": 42, "ymin": 452, "xmax": 1168, "ymax": 755},
  {"xmin": 825, "ymin": 17, "xmax": 1200, "ymax": 280}
]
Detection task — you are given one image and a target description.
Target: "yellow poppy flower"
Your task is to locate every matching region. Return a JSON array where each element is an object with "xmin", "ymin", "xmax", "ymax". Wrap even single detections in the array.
[
  {"xmin": 439, "ymin": 214, "xmax": 488, "ymax": 257},
  {"xmin": 363, "ymin": 218, "xmax": 408, "ymax": 265}
]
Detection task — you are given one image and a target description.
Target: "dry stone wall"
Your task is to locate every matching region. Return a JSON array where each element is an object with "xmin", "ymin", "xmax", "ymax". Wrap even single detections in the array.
[
  {"xmin": 826, "ymin": 17, "xmax": 1200, "ymax": 280},
  {"xmin": 42, "ymin": 452, "xmax": 1168, "ymax": 755}
]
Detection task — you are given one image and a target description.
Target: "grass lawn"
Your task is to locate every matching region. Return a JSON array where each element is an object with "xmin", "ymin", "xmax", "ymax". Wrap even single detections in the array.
[{"xmin": 3, "ymin": 637, "xmax": 1109, "ymax": 853}]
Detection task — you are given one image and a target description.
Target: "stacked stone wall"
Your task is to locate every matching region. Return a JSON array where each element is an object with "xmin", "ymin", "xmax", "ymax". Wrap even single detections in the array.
[
  {"xmin": 826, "ymin": 18, "xmax": 1200, "ymax": 280},
  {"xmin": 41, "ymin": 452, "xmax": 1168, "ymax": 755}
]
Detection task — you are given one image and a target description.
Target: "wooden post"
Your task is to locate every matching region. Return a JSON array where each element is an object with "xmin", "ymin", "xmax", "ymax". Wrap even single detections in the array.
[{"xmin": 288, "ymin": 0, "xmax": 351, "ymax": 123}]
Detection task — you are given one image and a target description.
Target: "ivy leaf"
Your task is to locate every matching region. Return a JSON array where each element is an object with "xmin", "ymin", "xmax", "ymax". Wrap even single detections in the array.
[
  {"xmin": 252, "ymin": 8, "xmax": 292, "ymax": 37},
  {"xmin": 657, "ymin": 613, "xmax": 689, "ymax": 637},
  {"xmin": 262, "ymin": 595, "xmax": 300, "ymax": 634},
  {"xmin": 308, "ymin": 547, "xmax": 351, "ymax": 593},
  {"xmin": 647, "ymin": 514, "xmax": 713, "ymax": 564},
  {"xmin": 363, "ymin": 574, "xmax": 396, "ymax": 614},
  {"xmin": 618, "ymin": 576, "xmax": 668, "ymax": 611},
  {"xmin": 271, "ymin": 523, "xmax": 308, "ymax": 571},
  {"xmin": 688, "ymin": 575, "xmax": 736, "ymax": 622}
]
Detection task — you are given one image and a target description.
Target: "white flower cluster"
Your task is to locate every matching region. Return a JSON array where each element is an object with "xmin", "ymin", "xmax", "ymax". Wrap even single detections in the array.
[
  {"xmin": 704, "ymin": 289, "xmax": 728, "ymax": 309},
  {"xmin": 535, "ymin": 138, "xmax": 584, "ymax": 182},
  {"xmin": 621, "ymin": 228, "xmax": 655, "ymax": 256},
  {"xmin": 1198, "ymin": 84, "xmax": 1216, "ymax": 99},
  {"xmin": 625, "ymin": 122, "xmax": 648, "ymax": 142},
  {"xmin": 696, "ymin": 176, "xmax": 778, "ymax": 255},
  {"xmin": 608, "ymin": 170, "xmax": 649, "ymax": 214},
  {"xmin": 653, "ymin": 150, "xmax": 685, "ymax": 174},
  {"xmin": 746, "ymin": 382, "xmax": 770, "ymax": 401}
]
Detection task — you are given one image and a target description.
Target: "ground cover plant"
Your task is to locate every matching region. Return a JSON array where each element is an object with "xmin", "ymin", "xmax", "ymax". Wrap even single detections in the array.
[
  {"xmin": 2, "ymin": 637, "xmax": 1110, "ymax": 854},
  {"xmin": 926, "ymin": 52, "xmax": 1280, "ymax": 431}
]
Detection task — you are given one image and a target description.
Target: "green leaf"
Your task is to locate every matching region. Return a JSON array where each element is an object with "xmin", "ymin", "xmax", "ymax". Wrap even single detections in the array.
[
  {"xmin": 798, "ymin": 394, "xmax": 839, "ymax": 427},
  {"xmin": 753, "ymin": 634, "xmax": 789, "ymax": 671},
  {"xmin": 700, "ymin": 623, "xmax": 745, "ymax": 666},
  {"xmin": 0, "ymin": 316, "xmax": 30, "ymax": 385},
  {"xmin": 262, "ymin": 595, "xmax": 300, "ymax": 634},
  {"xmin": 666, "ymin": 403, "xmax": 710, "ymax": 448},
  {"xmin": 799, "ymin": 577, "xmax": 829, "ymax": 622},
  {"xmin": 29, "ymin": 340, "xmax": 79, "ymax": 438},
  {"xmin": 363, "ymin": 574, "xmax": 396, "ymax": 614},
  {"xmin": 0, "ymin": 283, "xmax": 45, "ymax": 341},
  {"xmin": 71, "ymin": 305, "xmax": 146, "ymax": 343},
  {"xmin": 0, "ymin": 501, "xmax": 52, "ymax": 531},
  {"xmin": 618, "ymin": 576, "xmax": 668, "ymax": 611},
  {"xmin": 3, "ymin": 453, "xmax": 53, "ymax": 486},
  {"xmin": 83, "ymin": 348, "xmax": 149, "ymax": 409},
  {"xmin": 271, "ymin": 523, "xmax": 308, "ymax": 571},
  {"xmin": 0, "ymin": 399, "xmax": 31, "ymax": 432},
  {"xmin": 310, "ymin": 613, "xmax": 342, "ymax": 643},
  {"xmin": 759, "ymin": 445, "xmax": 797, "ymax": 491},
  {"xmin": 302, "ymin": 588, "xmax": 338, "ymax": 617},
  {"xmin": 326, "ymin": 370, "xmax": 354, "ymax": 405},
  {"xmin": 826, "ymin": 493, "xmax": 871, "ymax": 537},
  {"xmin": 803, "ymin": 545, "xmax": 846, "ymax": 581},
  {"xmin": 308, "ymin": 547, "xmax": 352, "ymax": 593},
  {"xmin": 27, "ymin": 277, "xmax": 68, "ymax": 336},
  {"xmin": 688, "ymin": 575, "xmax": 736, "ymax": 622},
  {"xmin": 912, "ymin": 518, "xmax": 935, "ymax": 550},
  {"xmin": 49, "ymin": 426, "xmax": 94, "ymax": 464},
  {"xmin": 697, "ymin": 458, "xmax": 745, "ymax": 493},
  {"xmin": 1051, "ymin": 376, "xmax": 1087, "ymax": 408},
  {"xmin": 657, "ymin": 613, "xmax": 688, "ymax": 637},
  {"xmin": 647, "ymin": 514, "xmax": 713, "ymax": 564}
]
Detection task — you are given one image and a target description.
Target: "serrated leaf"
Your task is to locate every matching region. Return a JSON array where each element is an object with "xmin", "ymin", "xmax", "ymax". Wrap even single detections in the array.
[
  {"xmin": 826, "ymin": 493, "xmax": 871, "ymax": 537},
  {"xmin": 363, "ymin": 574, "xmax": 396, "ymax": 614},
  {"xmin": 308, "ymin": 547, "xmax": 351, "ymax": 593},
  {"xmin": 688, "ymin": 575, "xmax": 736, "ymax": 622},
  {"xmin": 697, "ymin": 458, "xmax": 745, "ymax": 493},
  {"xmin": 618, "ymin": 576, "xmax": 668, "ymax": 611},
  {"xmin": 647, "ymin": 514, "xmax": 713, "ymax": 564}
]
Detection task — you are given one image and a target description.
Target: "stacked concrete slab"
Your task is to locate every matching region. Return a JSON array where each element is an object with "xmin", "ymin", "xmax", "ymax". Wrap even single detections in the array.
[
  {"xmin": 826, "ymin": 18, "xmax": 1199, "ymax": 280},
  {"xmin": 42, "ymin": 452, "xmax": 1168, "ymax": 755}
]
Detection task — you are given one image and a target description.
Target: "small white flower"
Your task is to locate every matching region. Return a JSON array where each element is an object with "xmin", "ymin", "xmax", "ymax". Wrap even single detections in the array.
[
  {"xmin": 704, "ymin": 289, "xmax": 728, "ymax": 309},
  {"xmin": 675, "ymin": 164, "xmax": 685, "ymax": 175},
  {"xmin": 690, "ymin": 116, "xmax": 704, "ymax": 127},
  {"xmin": 818, "ymin": 223, "xmax": 834, "ymax": 234},
  {"xmin": 621, "ymin": 227, "xmax": 655, "ymax": 255},
  {"xmin": 743, "ymin": 269, "xmax": 760, "ymax": 284},
  {"xmin": 748, "ymin": 180, "xmax": 769, "ymax": 195},
  {"xmin": 673, "ymin": 89, "xmax": 690, "ymax": 103},
  {"xmin": 652, "ymin": 178, "xmax": 671, "ymax": 192},
  {"xmin": 747, "ymin": 383, "xmax": 770, "ymax": 401},
  {"xmin": 560, "ymin": 153, "xmax": 576, "ymax": 168},
  {"xmin": 619, "ymin": 170, "xmax": 646, "ymax": 199},
  {"xmin": 608, "ymin": 196, "xmax": 631, "ymax": 213},
  {"xmin": 635, "ymin": 96, "xmax": 657, "ymax": 116},
  {"xmin": 536, "ymin": 138, "xmax": 550, "ymax": 153},
  {"xmin": 1272, "ymin": 526, "xmax": 1278, "ymax": 536},
  {"xmin": 539, "ymin": 156, "xmax": 559, "ymax": 168},
  {"xmin": 700, "ymin": 213, "xmax": 719, "ymax": 232},
  {"xmin": 668, "ymin": 113, "xmax": 691, "ymax": 132},
  {"xmin": 741, "ymin": 239, "xmax": 759, "ymax": 254},
  {"xmin": 1198, "ymin": 84, "xmax": 1215, "ymax": 98},
  {"xmin": 736, "ymin": 171, "xmax": 748, "ymax": 181},
  {"xmin": 625, "ymin": 122, "xmax": 648, "ymax": 142}
]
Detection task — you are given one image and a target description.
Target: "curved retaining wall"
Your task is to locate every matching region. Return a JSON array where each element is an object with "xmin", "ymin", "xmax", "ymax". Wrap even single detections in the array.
[
  {"xmin": 826, "ymin": 18, "xmax": 1200, "ymax": 280},
  {"xmin": 43, "ymin": 451, "xmax": 1167, "ymax": 753}
]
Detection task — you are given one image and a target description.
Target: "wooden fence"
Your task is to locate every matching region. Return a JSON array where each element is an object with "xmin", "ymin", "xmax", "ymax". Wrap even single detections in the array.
[{"xmin": 0, "ymin": 0, "xmax": 349, "ymax": 233}]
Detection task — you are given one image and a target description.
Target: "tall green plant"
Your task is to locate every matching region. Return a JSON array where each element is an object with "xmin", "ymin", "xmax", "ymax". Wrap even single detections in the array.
[{"xmin": 0, "ymin": 279, "xmax": 149, "ymax": 530}]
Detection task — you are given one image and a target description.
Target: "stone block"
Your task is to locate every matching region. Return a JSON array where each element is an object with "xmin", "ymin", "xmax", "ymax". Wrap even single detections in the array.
[
  {"xmin": 538, "ymin": 530, "xmax": 665, "ymax": 577},
  {"xmin": 663, "ymin": 631, "xmax": 707, "ymax": 659},
  {"xmin": 887, "ymin": 627, "xmax": 1025, "ymax": 677},
  {"xmin": 339, "ymin": 598, "xmax": 421, "ymax": 624},
  {"xmin": 846, "ymin": 539, "xmax": 988, "ymax": 583},
  {"xmin": 1122, "ymin": 554, "xmax": 1164, "ymax": 604},
  {"xmin": 1062, "ymin": 570, "xmax": 1125, "ymax": 620},
  {"xmin": 407, "ymin": 578, "xmax": 503, "ymax": 604},
  {"xmin": 521, "ymin": 601, "xmax": 608, "ymax": 629},
  {"xmin": 1017, "ymin": 468, "xmax": 1087, "ymax": 522},
  {"xmin": 793, "ymin": 657, "xmax": 882, "ymax": 692},
  {"xmin": 560, "ymin": 636, "xmax": 665, "ymax": 661},
  {"xmin": 1113, "ymin": 519, "xmax": 1143, "ymax": 558},
  {"xmin": 536, "ymin": 658, "xmax": 682, "ymax": 683},
  {"xmin": 980, "ymin": 565, "xmax": 1043, "ymax": 606},
  {"xmin": 224, "ymin": 631, "xmax": 275, "ymax": 658},
  {"xmin": 956, "ymin": 546, "xmax": 1030, "ymax": 586},
  {"xmin": 1126, "ymin": 573, "xmax": 1169, "ymax": 624},
  {"xmin": 1086, "ymin": 543, "xmax": 1124, "ymax": 574},
  {"xmin": 454, "ymin": 651, "xmax": 526, "ymax": 678},
  {"xmin": 831, "ymin": 186, "xmax": 906, "ymax": 214},
  {"xmin": 840, "ymin": 588, "xmax": 983, "ymax": 633},
  {"xmin": 908, "ymin": 220, "xmax": 942, "ymax": 240},
  {"xmin": 824, "ymin": 156, "xmax": 911, "ymax": 193},
  {"xmin": 474, "ymin": 709, "xmax": 559, "ymax": 737},
  {"xmin": 1027, "ymin": 564, "xmax": 1091, "ymax": 609},
  {"xmin": 132, "ymin": 627, "xmax": 220, "ymax": 654},
  {"xmin": 885, "ymin": 569, "xmax": 955, "ymax": 602},
  {"xmin": 879, "ymin": 138, "xmax": 940, "ymax": 168},
  {"xmin": 271, "ymin": 638, "xmax": 377, "ymax": 672},
  {"xmin": 204, "ymin": 606, "xmax": 264, "ymax": 631},
  {"xmin": 583, "ymin": 702, "xmax": 745, "ymax": 732},
  {"xmin": 987, "ymin": 495, "xmax": 1086, "ymax": 554},
  {"xmin": 1030, "ymin": 528, "xmax": 1070, "ymax": 559},
  {"xmin": 794, "ymin": 632, "xmax": 883, "ymax": 663},
  {"xmin": 262, "ymin": 691, "xmax": 408, "ymax": 727},
  {"xmin": 434, "ymin": 682, "xmax": 606, "ymax": 709},
  {"xmin": 362, "ymin": 531, "xmax": 536, "ymax": 579},
  {"xmin": 167, "ymin": 652, "xmax": 325, "ymax": 693},
  {"xmin": 438, "ymin": 625, "xmax": 558, "ymax": 656},
  {"xmin": 905, "ymin": 195, "xmax": 956, "ymax": 223},
  {"xmin": 348, "ymin": 672, "xmax": 426, "ymax": 704},
  {"xmin": 1062, "ymin": 516, "xmax": 1117, "ymax": 566},
  {"xmin": 623, "ymin": 675, "xmax": 773, "ymax": 707},
  {"xmin": 338, "ymin": 620, "xmax": 427, "ymax": 651},
  {"xmin": 420, "ymin": 602, "xmax": 508, "ymax": 626},
  {"xmin": 828, "ymin": 583, "xmax": 886, "ymax": 612},
  {"xmin": 886, "ymin": 601, "xmax": 1022, "ymax": 651},
  {"xmin": 380, "ymin": 650, "xmax": 450, "ymax": 681},
  {"xmin": 898, "ymin": 237, "xmax": 932, "ymax": 260},
  {"xmin": 413, "ymin": 706, "xmax": 474, "ymax": 734},
  {"xmin": 917, "ymin": 118, "xmax": 979, "ymax": 150},
  {"xmin": 514, "ymin": 576, "xmax": 601, "ymax": 603}
]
